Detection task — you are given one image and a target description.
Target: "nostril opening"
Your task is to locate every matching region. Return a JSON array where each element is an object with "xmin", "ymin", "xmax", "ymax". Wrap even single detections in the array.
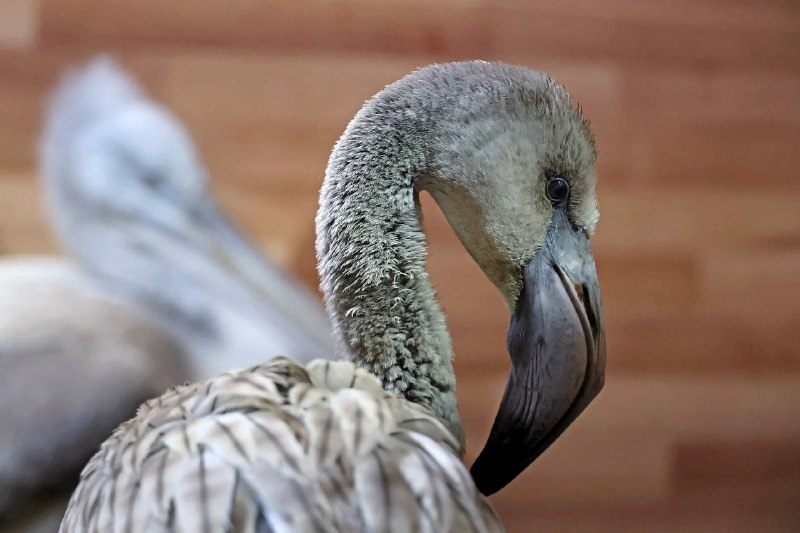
[{"xmin": 573, "ymin": 282, "xmax": 585, "ymax": 305}]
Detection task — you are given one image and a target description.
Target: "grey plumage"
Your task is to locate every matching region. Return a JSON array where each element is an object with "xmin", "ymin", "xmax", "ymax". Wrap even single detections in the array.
[
  {"xmin": 317, "ymin": 61, "xmax": 597, "ymax": 443},
  {"xmin": 41, "ymin": 57, "xmax": 335, "ymax": 377},
  {"xmin": 60, "ymin": 60, "xmax": 601, "ymax": 531},
  {"xmin": 63, "ymin": 359, "xmax": 500, "ymax": 532},
  {"xmin": 0, "ymin": 258, "xmax": 187, "ymax": 525},
  {"xmin": 1, "ymin": 57, "xmax": 338, "ymax": 527}
]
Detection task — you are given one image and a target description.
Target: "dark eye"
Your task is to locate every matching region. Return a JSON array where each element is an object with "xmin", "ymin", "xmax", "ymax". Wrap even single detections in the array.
[{"xmin": 546, "ymin": 176, "xmax": 570, "ymax": 206}]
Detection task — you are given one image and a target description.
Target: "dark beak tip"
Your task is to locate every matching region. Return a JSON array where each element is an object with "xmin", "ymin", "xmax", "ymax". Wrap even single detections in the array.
[
  {"xmin": 595, "ymin": 374, "xmax": 606, "ymax": 395},
  {"xmin": 470, "ymin": 462, "xmax": 505, "ymax": 497},
  {"xmin": 470, "ymin": 214, "xmax": 607, "ymax": 498}
]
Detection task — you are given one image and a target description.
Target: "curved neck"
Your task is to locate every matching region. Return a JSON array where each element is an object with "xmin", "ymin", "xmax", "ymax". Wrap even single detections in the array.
[{"xmin": 317, "ymin": 106, "xmax": 463, "ymax": 443}]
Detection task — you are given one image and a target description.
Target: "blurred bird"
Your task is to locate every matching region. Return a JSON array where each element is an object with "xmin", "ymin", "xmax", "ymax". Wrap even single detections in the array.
[
  {"xmin": 0, "ymin": 57, "xmax": 334, "ymax": 528},
  {"xmin": 61, "ymin": 61, "xmax": 606, "ymax": 531},
  {"xmin": 41, "ymin": 57, "xmax": 334, "ymax": 377},
  {"xmin": 0, "ymin": 257, "xmax": 187, "ymax": 531}
]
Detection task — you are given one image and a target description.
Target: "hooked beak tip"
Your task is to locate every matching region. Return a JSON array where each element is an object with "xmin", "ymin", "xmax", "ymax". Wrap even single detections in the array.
[{"xmin": 470, "ymin": 214, "xmax": 606, "ymax": 495}]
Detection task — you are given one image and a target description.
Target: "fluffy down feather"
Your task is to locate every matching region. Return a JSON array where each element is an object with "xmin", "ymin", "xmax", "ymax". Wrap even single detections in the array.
[{"xmin": 60, "ymin": 358, "xmax": 501, "ymax": 532}]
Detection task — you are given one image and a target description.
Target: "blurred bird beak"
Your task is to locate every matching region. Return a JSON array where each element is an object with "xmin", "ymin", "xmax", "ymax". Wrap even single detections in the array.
[
  {"xmin": 120, "ymin": 192, "xmax": 332, "ymax": 356},
  {"xmin": 470, "ymin": 209, "xmax": 606, "ymax": 496},
  {"xmin": 188, "ymin": 198, "xmax": 292, "ymax": 296},
  {"xmin": 186, "ymin": 198, "xmax": 334, "ymax": 352}
]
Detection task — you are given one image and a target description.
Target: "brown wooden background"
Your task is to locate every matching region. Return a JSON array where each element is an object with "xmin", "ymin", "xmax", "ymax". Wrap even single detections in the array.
[{"xmin": 1, "ymin": 1, "xmax": 799, "ymax": 531}]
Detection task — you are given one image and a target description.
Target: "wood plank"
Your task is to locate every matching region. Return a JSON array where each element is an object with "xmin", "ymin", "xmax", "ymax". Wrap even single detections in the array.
[
  {"xmin": 646, "ymin": 128, "xmax": 800, "ymax": 188},
  {"xmin": 625, "ymin": 68, "xmax": 800, "ymax": 129},
  {"xmin": 673, "ymin": 439, "xmax": 800, "ymax": 490},
  {"xmin": 594, "ymin": 190, "xmax": 800, "ymax": 254},
  {"xmin": 40, "ymin": 0, "xmax": 495, "ymax": 57},
  {"xmin": 498, "ymin": 0, "xmax": 800, "ymax": 33},
  {"xmin": 495, "ymin": 5, "xmax": 800, "ymax": 70},
  {"xmin": 608, "ymin": 314, "xmax": 800, "ymax": 375},
  {"xmin": 0, "ymin": 172, "xmax": 57, "ymax": 254},
  {"xmin": 157, "ymin": 53, "xmax": 423, "ymax": 195},
  {"xmin": 458, "ymin": 372, "xmax": 800, "ymax": 527},
  {"xmin": 498, "ymin": 502, "xmax": 800, "ymax": 533},
  {"xmin": 0, "ymin": 0, "xmax": 39, "ymax": 49},
  {"xmin": 698, "ymin": 249, "xmax": 800, "ymax": 327}
]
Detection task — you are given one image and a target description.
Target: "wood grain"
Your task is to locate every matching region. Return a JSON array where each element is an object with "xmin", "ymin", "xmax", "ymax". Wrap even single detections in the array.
[{"xmin": 1, "ymin": 1, "xmax": 799, "ymax": 530}]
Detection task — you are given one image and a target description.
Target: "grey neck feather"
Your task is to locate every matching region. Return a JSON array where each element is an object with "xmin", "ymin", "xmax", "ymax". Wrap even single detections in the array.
[
  {"xmin": 317, "ymin": 61, "xmax": 594, "ymax": 446},
  {"xmin": 317, "ymin": 100, "xmax": 462, "ymax": 439}
]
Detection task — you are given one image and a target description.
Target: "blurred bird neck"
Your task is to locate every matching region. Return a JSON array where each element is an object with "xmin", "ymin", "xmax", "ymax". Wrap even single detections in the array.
[{"xmin": 59, "ymin": 216, "xmax": 327, "ymax": 375}]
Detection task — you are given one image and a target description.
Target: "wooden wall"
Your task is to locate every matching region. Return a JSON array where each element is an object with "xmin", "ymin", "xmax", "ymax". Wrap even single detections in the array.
[{"xmin": 1, "ymin": 1, "xmax": 799, "ymax": 530}]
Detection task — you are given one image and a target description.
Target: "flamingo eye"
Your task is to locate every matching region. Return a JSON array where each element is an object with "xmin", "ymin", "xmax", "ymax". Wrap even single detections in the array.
[{"xmin": 545, "ymin": 176, "xmax": 569, "ymax": 206}]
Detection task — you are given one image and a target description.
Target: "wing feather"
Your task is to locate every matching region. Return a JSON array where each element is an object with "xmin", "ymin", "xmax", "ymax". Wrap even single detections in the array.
[{"xmin": 61, "ymin": 358, "xmax": 502, "ymax": 532}]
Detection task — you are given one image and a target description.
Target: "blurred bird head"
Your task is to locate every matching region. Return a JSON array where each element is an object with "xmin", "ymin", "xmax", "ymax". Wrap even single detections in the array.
[
  {"xmin": 41, "ymin": 57, "xmax": 217, "ymax": 259},
  {"xmin": 39, "ymin": 57, "xmax": 333, "ymax": 357}
]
